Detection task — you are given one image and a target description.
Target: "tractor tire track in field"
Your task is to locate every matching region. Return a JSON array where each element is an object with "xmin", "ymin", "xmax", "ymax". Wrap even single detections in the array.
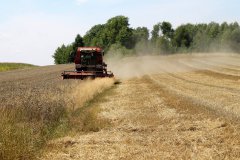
[
  {"xmin": 189, "ymin": 59, "xmax": 240, "ymax": 76},
  {"xmin": 178, "ymin": 59, "xmax": 240, "ymax": 77},
  {"xmin": 149, "ymin": 74, "xmax": 240, "ymax": 120},
  {"xmin": 43, "ymin": 54, "xmax": 240, "ymax": 160},
  {"xmin": 160, "ymin": 71, "xmax": 240, "ymax": 94}
]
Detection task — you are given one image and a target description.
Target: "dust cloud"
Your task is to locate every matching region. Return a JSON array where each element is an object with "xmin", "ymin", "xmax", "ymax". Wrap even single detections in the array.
[{"xmin": 105, "ymin": 53, "xmax": 240, "ymax": 79}]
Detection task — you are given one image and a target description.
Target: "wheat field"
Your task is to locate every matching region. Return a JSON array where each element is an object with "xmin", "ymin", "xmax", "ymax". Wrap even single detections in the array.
[
  {"xmin": 43, "ymin": 53, "xmax": 240, "ymax": 160},
  {"xmin": 1, "ymin": 54, "xmax": 240, "ymax": 159},
  {"xmin": 0, "ymin": 64, "xmax": 114, "ymax": 160}
]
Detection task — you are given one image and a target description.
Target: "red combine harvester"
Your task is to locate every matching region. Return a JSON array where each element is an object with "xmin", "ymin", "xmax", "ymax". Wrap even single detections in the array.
[{"xmin": 61, "ymin": 47, "xmax": 114, "ymax": 80}]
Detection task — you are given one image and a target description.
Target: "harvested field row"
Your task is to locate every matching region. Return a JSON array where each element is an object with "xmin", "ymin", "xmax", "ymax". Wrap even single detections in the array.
[
  {"xmin": 43, "ymin": 75, "xmax": 240, "ymax": 159},
  {"xmin": 179, "ymin": 58, "xmax": 240, "ymax": 77}
]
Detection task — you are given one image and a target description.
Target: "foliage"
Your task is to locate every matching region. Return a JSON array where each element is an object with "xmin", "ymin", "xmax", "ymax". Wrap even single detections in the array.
[
  {"xmin": 151, "ymin": 23, "xmax": 161, "ymax": 44},
  {"xmin": 53, "ymin": 34, "xmax": 84, "ymax": 64},
  {"xmin": 69, "ymin": 34, "xmax": 84, "ymax": 62},
  {"xmin": 160, "ymin": 21, "xmax": 174, "ymax": 39},
  {"xmin": 173, "ymin": 24, "xmax": 195, "ymax": 49},
  {"xmin": 73, "ymin": 34, "xmax": 84, "ymax": 51},
  {"xmin": 133, "ymin": 27, "xmax": 149, "ymax": 43},
  {"xmin": 83, "ymin": 16, "xmax": 134, "ymax": 50},
  {"xmin": 156, "ymin": 37, "xmax": 173, "ymax": 54},
  {"xmin": 83, "ymin": 24, "xmax": 105, "ymax": 47},
  {"xmin": 53, "ymin": 16, "xmax": 240, "ymax": 64},
  {"xmin": 107, "ymin": 43, "xmax": 133, "ymax": 57},
  {"xmin": 104, "ymin": 16, "xmax": 133, "ymax": 49},
  {"xmin": 52, "ymin": 44, "xmax": 73, "ymax": 64}
]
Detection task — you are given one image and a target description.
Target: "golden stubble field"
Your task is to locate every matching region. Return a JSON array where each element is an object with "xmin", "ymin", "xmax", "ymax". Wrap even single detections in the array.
[
  {"xmin": 43, "ymin": 53, "xmax": 240, "ymax": 160},
  {"xmin": 0, "ymin": 53, "xmax": 240, "ymax": 159}
]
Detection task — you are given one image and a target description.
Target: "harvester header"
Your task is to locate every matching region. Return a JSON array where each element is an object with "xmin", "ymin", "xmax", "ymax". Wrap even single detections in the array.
[{"xmin": 61, "ymin": 47, "xmax": 114, "ymax": 80}]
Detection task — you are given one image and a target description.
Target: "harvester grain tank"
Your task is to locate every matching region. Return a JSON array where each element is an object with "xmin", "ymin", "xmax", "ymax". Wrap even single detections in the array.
[{"xmin": 61, "ymin": 47, "xmax": 114, "ymax": 79}]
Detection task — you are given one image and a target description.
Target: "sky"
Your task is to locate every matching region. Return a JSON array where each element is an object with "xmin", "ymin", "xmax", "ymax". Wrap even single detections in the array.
[{"xmin": 0, "ymin": 0, "xmax": 239, "ymax": 65}]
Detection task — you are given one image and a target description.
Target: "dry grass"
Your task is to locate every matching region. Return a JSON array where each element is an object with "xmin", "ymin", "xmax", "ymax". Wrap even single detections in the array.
[
  {"xmin": 0, "ymin": 63, "xmax": 115, "ymax": 160},
  {"xmin": 63, "ymin": 78, "xmax": 114, "ymax": 111},
  {"xmin": 43, "ymin": 76, "xmax": 240, "ymax": 160},
  {"xmin": 2, "ymin": 54, "xmax": 240, "ymax": 160},
  {"xmin": 43, "ymin": 53, "xmax": 240, "ymax": 160},
  {"xmin": 63, "ymin": 78, "xmax": 115, "ymax": 133}
]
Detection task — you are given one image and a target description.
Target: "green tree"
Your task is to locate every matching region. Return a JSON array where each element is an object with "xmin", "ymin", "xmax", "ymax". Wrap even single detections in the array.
[
  {"xmin": 229, "ymin": 22, "xmax": 239, "ymax": 30},
  {"xmin": 104, "ymin": 16, "xmax": 133, "ymax": 49},
  {"xmin": 53, "ymin": 44, "xmax": 73, "ymax": 64},
  {"xmin": 160, "ymin": 21, "xmax": 174, "ymax": 39},
  {"xmin": 53, "ymin": 19, "xmax": 240, "ymax": 64},
  {"xmin": 69, "ymin": 34, "xmax": 84, "ymax": 62},
  {"xmin": 227, "ymin": 28, "xmax": 240, "ymax": 52},
  {"xmin": 83, "ymin": 16, "xmax": 134, "ymax": 50},
  {"xmin": 206, "ymin": 22, "xmax": 220, "ymax": 39},
  {"xmin": 133, "ymin": 27, "xmax": 149, "ymax": 42},
  {"xmin": 132, "ymin": 27, "xmax": 150, "ymax": 54},
  {"xmin": 151, "ymin": 23, "xmax": 161, "ymax": 43},
  {"xmin": 156, "ymin": 37, "xmax": 172, "ymax": 54},
  {"xmin": 73, "ymin": 34, "xmax": 84, "ymax": 50},
  {"xmin": 83, "ymin": 24, "xmax": 105, "ymax": 47},
  {"xmin": 192, "ymin": 30, "xmax": 210, "ymax": 52},
  {"xmin": 151, "ymin": 22, "xmax": 175, "ymax": 54},
  {"xmin": 173, "ymin": 24, "xmax": 196, "ymax": 50},
  {"xmin": 220, "ymin": 22, "xmax": 228, "ymax": 33}
]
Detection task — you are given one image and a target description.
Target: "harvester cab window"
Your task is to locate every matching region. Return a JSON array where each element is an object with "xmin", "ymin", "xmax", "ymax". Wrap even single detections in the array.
[{"xmin": 81, "ymin": 52, "xmax": 97, "ymax": 65}]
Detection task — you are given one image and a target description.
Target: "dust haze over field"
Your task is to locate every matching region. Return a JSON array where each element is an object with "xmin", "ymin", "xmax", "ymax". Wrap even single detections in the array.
[{"xmin": 107, "ymin": 53, "xmax": 240, "ymax": 79}]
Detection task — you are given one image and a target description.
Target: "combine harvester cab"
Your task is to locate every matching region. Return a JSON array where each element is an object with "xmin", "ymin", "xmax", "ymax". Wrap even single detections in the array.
[{"xmin": 62, "ymin": 47, "xmax": 114, "ymax": 80}]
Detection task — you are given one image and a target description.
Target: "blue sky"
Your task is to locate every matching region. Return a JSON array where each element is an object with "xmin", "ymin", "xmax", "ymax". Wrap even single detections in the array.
[{"xmin": 0, "ymin": 0, "xmax": 239, "ymax": 65}]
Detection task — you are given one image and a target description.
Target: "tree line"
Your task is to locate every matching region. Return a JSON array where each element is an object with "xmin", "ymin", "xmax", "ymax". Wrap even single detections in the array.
[{"xmin": 53, "ymin": 15, "xmax": 240, "ymax": 64}]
